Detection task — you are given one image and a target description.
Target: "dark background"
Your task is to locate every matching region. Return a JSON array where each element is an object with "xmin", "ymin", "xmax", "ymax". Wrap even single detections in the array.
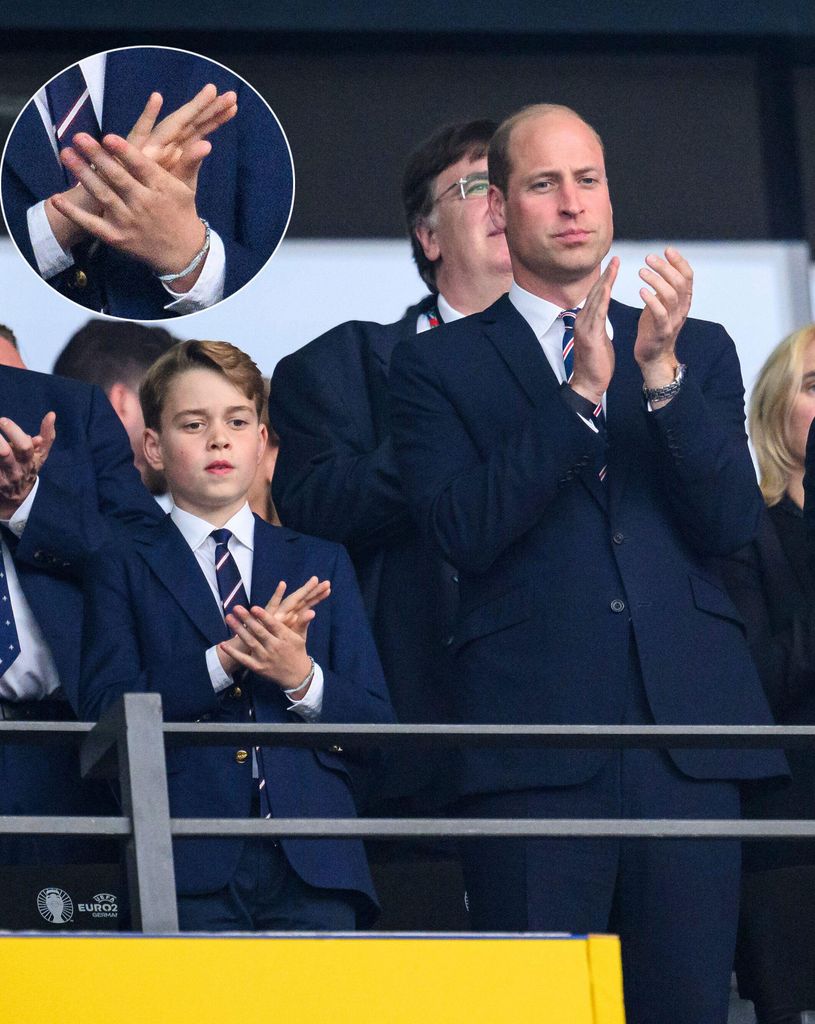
[{"xmin": 2, "ymin": 5, "xmax": 815, "ymax": 251}]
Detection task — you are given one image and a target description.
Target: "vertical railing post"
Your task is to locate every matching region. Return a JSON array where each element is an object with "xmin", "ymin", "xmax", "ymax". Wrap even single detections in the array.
[{"xmin": 116, "ymin": 693, "xmax": 179, "ymax": 933}]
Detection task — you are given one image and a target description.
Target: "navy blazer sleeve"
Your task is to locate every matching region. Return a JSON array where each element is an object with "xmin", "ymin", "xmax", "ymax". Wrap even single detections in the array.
[
  {"xmin": 12, "ymin": 382, "xmax": 161, "ymax": 579},
  {"xmin": 271, "ymin": 323, "xmax": 414, "ymax": 553}
]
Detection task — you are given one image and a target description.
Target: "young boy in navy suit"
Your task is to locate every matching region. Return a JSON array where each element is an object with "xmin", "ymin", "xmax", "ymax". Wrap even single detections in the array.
[{"xmin": 80, "ymin": 340, "xmax": 393, "ymax": 931}]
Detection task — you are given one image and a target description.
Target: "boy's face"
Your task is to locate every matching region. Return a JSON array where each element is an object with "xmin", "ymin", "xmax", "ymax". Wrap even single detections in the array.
[{"xmin": 143, "ymin": 367, "xmax": 267, "ymax": 525}]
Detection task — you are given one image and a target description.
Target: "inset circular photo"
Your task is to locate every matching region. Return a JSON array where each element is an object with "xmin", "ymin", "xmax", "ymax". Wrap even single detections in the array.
[{"xmin": 0, "ymin": 45, "xmax": 294, "ymax": 320}]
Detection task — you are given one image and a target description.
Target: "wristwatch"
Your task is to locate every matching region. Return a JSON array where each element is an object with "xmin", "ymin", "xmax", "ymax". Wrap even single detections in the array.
[{"xmin": 643, "ymin": 363, "xmax": 686, "ymax": 404}]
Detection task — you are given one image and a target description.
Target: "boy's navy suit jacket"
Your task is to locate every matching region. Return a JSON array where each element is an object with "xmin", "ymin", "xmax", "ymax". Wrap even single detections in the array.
[{"xmin": 81, "ymin": 514, "xmax": 394, "ymax": 923}]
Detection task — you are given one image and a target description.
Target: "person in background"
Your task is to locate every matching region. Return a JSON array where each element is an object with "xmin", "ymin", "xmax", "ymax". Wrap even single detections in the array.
[
  {"xmin": 270, "ymin": 119, "xmax": 513, "ymax": 928},
  {"xmin": 248, "ymin": 379, "xmax": 280, "ymax": 526},
  {"xmin": 0, "ymin": 325, "xmax": 26, "ymax": 369},
  {"xmin": 717, "ymin": 325, "xmax": 815, "ymax": 1024},
  {"xmin": 53, "ymin": 319, "xmax": 178, "ymax": 497}
]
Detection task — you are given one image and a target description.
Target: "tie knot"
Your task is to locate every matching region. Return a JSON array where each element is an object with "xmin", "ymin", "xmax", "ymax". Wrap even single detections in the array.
[
  {"xmin": 558, "ymin": 307, "xmax": 580, "ymax": 325},
  {"xmin": 210, "ymin": 528, "xmax": 232, "ymax": 547}
]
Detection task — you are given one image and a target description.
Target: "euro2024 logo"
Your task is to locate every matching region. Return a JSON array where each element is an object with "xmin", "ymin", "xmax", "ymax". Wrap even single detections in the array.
[{"xmin": 36, "ymin": 887, "xmax": 74, "ymax": 924}]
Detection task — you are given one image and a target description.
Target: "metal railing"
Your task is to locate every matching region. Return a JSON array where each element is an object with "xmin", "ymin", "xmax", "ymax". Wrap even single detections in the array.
[{"xmin": 2, "ymin": 692, "xmax": 815, "ymax": 933}]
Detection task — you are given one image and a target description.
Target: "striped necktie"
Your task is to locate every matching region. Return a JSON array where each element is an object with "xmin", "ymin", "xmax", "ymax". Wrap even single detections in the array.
[
  {"xmin": 210, "ymin": 529, "xmax": 273, "ymax": 818},
  {"xmin": 0, "ymin": 536, "xmax": 20, "ymax": 678},
  {"xmin": 45, "ymin": 64, "xmax": 102, "ymax": 185},
  {"xmin": 558, "ymin": 307, "xmax": 580, "ymax": 384},
  {"xmin": 557, "ymin": 309, "xmax": 608, "ymax": 482}
]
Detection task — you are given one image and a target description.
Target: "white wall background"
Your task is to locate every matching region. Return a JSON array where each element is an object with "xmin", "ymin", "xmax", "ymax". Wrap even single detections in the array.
[{"xmin": 1, "ymin": 237, "xmax": 812, "ymax": 422}]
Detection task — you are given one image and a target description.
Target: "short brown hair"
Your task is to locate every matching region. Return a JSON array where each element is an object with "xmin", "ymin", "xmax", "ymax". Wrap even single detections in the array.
[
  {"xmin": 402, "ymin": 119, "xmax": 499, "ymax": 292},
  {"xmin": 489, "ymin": 103, "xmax": 604, "ymax": 197},
  {"xmin": 140, "ymin": 340, "xmax": 265, "ymax": 431}
]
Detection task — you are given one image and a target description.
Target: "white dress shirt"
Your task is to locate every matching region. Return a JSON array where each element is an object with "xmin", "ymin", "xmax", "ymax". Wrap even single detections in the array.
[
  {"xmin": 0, "ymin": 479, "xmax": 61, "ymax": 701},
  {"xmin": 415, "ymin": 292, "xmax": 466, "ymax": 333},
  {"xmin": 509, "ymin": 280, "xmax": 612, "ymax": 397},
  {"xmin": 170, "ymin": 502, "xmax": 323, "ymax": 720},
  {"xmin": 27, "ymin": 53, "xmax": 225, "ymax": 313}
]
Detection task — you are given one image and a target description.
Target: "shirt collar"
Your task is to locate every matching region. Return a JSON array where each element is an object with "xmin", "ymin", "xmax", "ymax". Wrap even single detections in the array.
[
  {"xmin": 170, "ymin": 502, "xmax": 256, "ymax": 553},
  {"xmin": 508, "ymin": 279, "xmax": 614, "ymax": 341},
  {"xmin": 437, "ymin": 293, "xmax": 466, "ymax": 324}
]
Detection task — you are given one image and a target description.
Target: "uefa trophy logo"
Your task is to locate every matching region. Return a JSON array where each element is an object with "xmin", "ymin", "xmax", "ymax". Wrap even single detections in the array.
[{"xmin": 37, "ymin": 887, "xmax": 74, "ymax": 924}]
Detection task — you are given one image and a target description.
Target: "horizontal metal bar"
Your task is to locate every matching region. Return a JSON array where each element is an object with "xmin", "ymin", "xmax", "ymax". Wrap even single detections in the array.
[
  {"xmin": 160, "ymin": 722, "xmax": 815, "ymax": 749},
  {"xmin": 4, "ymin": 720, "xmax": 815, "ymax": 749},
  {"xmin": 169, "ymin": 817, "xmax": 815, "ymax": 840},
  {"xmin": 0, "ymin": 815, "xmax": 130, "ymax": 836}
]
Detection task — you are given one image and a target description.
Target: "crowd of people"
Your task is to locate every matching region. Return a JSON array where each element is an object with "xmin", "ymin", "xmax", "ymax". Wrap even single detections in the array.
[{"xmin": 2, "ymin": 100, "xmax": 815, "ymax": 1024}]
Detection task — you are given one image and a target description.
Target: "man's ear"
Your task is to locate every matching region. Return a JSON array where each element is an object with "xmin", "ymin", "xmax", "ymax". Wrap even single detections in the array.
[
  {"xmin": 487, "ymin": 184, "xmax": 507, "ymax": 232},
  {"xmin": 143, "ymin": 428, "xmax": 164, "ymax": 472},
  {"xmin": 414, "ymin": 221, "xmax": 441, "ymax": 263},
  {"xmin": 107, "ymin": 381, "xmax": 131, "ymax": 421}
]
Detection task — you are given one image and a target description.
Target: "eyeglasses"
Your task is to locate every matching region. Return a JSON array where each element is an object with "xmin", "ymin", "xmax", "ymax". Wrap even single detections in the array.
[{"xmin": 433, "ymin": 171, "xmax": 490, "ymax": 204}]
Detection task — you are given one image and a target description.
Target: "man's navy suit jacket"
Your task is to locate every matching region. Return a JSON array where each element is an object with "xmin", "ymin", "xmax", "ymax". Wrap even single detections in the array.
[
  {"xmin": 80, "ymin": 514, "xmax": 394, "ymax": 923},
  {"xmin": 0, "ymin": 366, "xmax": 161, "ymax": 829},
  {"xmin": 1, "ymin": 49, "xmax": 292, "ymax": 319},
  {"xmin": 389, "ymin": 295, "xmax": 787, "ymax": 800},
  {"xmin": 270, "ymin": 297, "xmax": 459, "ymax": 802}
]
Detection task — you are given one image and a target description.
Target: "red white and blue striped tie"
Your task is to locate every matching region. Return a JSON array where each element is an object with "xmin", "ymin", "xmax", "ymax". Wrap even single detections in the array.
[
  {"xmin": 45, "ymin": 63, "xmax": 102, "ymax": 186},
  {"xmin": 558, "ymin": 309, "xmax": 608, "ymax": 483}
]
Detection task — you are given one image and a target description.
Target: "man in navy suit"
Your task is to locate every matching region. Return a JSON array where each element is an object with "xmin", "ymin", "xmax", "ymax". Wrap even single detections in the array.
[
  {"xmin": 388, "ymin": 103, "xmax": 785, "ymax": 1022},
  {"xmin": 0, "ymin": 364, "xmax": 162, "ymax": 864},
  {"xmin": 1, "ymin": 47, "xmax": 292, "ymax": 319},
  {"xmin": 80, "ymin": 340, "xmax": 393, "ymax": 929}
]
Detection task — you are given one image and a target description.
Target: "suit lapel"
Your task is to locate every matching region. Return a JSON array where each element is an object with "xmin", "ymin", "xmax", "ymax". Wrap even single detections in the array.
[
  {"xmin": 135, "ymin": 517, "xmax": 228, "ymax": 646},
  {"xmin": 481, "ymin": 294, "xmax": 561, "ymax": 409},
  {"xmin": 249, "ymin": 518, "xmax": 301, "ymax": 607},
  {"xmin": 5, "ymin": 101, "xmax": 66, "ymax": 202}
]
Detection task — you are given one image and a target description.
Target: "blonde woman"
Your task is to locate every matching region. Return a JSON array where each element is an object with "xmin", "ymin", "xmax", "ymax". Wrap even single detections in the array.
[{"xmin": 719, "ymin": 324, "xmax": 815, "ymax": 1024}]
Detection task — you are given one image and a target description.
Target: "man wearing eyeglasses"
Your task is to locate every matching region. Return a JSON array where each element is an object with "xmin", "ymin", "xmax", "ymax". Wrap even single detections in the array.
[
  {"xmin": 269, "ymin": 120, "xmax": 512, "ymax": 926},
  {"xmin": 388, "ymin": 103, "xmax": 786, "ymax": 1021}
]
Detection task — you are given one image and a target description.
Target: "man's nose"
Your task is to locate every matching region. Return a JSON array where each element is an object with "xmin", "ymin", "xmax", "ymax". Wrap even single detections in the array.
[
  {"xmin": 208, "ymin": 427, "xmax": 230, "ymax": 448},
  {"xmin": 559, "ymin": 179, "xmax": 583, "ymax": 215}
]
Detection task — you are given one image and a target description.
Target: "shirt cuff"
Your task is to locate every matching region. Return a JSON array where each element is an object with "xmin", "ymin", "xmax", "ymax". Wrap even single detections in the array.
[
  {"xmin": 161, "ymin": 227, "xmax": 226, "ymax": 314},
  {"xmin": 559, "ymin": 382, "xmax": 603, "ymax": 435},
  {"xmin": 3, "ymin": 477, "xmax": 40, "ymax": 534},
  {"xmin": 286, "ymin": 661, "xmax": 324, "ymax": 721},
  {"xmin": 206, "ymin": 644, "xmax": 234, "ymax": 693},
  {"xmin": 27, "ymin": 201, "xmax": 75, "ymax": 278}
]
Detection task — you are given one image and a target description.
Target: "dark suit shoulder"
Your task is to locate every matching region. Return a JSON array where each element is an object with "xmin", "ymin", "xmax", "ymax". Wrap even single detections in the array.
[
  {"xmin": 253, "ymin": 514, "xmax": 345, "ymax": 561},
  {"xmin": 0, "ymin": 365, "xmax": 97, "ymax": 409}
]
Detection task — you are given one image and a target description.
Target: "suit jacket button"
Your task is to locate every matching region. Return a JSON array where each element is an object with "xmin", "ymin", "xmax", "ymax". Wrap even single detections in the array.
[
  {"xmin": 328, "ymin": 745, "xmax": 344, "ymax": 754},
  {"xmin": 612, "ymin": 531, "xmax": 624, "ymax": 544},
  {"xmin": 444, "ymin": 635, "xmax": 454, "ymax": 647},
  {"xmin": 451, "ymin": 573, "xmax": 459, "ymax": 584},
  {"xmin": 610, "ymin": 598, "xmax": 626, "ymax": 613},
  {"xmin": 33, "ymin": 550, "xmax": 46, "ymax": 562},
  {"xmin": 74, "ymin": 269, "xmax": 88, "ymax": 289},
  {"xmin": 230, "ymin": 686, "xmax": 243, "ymax": 699},
  {"xmin": 235, "ymin": 749, "xmax": 249, "ymax": 764}
]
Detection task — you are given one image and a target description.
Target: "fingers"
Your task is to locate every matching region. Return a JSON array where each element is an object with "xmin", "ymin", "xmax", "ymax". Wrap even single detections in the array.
[
  {"xmin": 0, "ymin": 417, "xmax": 35, "ymax": 464},
  {"xmin": 36, "ymin": 412, "xmax": 57, "ymax": 461},
  {"xmin": 96, "ymin": 133, "xmax": 163, "ymax": 188},
  {"xmin": 58, "ymin": 142, "xmax": 133, "ymax": 216},
  {"xmin": 151, "ymin": 84, "xmax": 218, "ymax": 145},
  {"xmin": 128, "ymin": 92, "xmax": 164, "ymax": 147},
  {"xmin": 49, "ymin": 188, "xmax": 118, "ymax": 245},
  {"xmin": 264, "ymin": 581, "xmax": 287, "ymax": 615},
  {"xmin": 580, "ymin": 256, "xmax": 619, "ymax": 324}
]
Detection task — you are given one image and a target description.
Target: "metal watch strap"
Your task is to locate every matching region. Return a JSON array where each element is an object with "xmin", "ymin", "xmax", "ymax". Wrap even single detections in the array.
[{"xmin": 643, "ymin": 363, "xmax": 686, "ymax": 403}]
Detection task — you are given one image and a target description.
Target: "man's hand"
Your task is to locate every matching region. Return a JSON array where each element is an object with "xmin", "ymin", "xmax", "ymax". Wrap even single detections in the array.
[
  {"xmin": 634, "ymin": 247, "xmax": 693, "ymax": 394},
  {"xmin": 220, "ymin": 606, "xmax": 314, "ymax": 694},
  {"xmin": 570, "ymin": 257, "xmax": 619, "ymax": 405},
  {"xmin": 51, "ymin": 134, "xmax": 207, "ymax": 293},
  {"xmin": 0, "ymin": 412, "xmax": 56, "ymax": 518},
  {"xmin": 44, "ymin": 85, "xmax": 236, "ymax": 257}
]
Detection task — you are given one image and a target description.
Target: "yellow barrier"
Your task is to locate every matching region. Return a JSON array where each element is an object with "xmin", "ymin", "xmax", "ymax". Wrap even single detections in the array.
[{"xmin": 0, "ymin": 933, "xmax": 625, "ymax": 1023}]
